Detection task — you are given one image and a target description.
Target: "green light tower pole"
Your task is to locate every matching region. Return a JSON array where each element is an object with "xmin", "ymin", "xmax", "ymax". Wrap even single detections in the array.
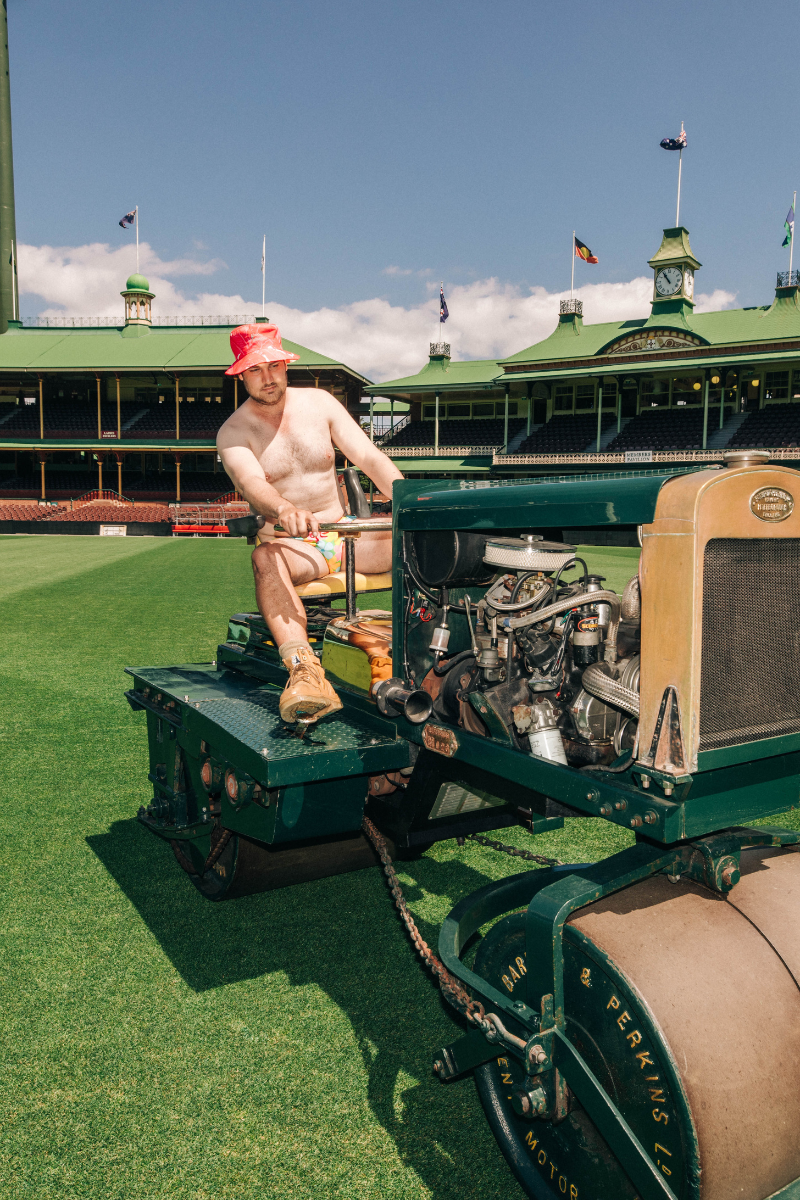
[{"xmin": 0, "ymin": 0, "xmax": 18, "ymax": 334}]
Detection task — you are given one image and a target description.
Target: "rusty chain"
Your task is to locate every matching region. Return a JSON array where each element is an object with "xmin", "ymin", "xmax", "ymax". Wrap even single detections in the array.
[
  {"xmin": 170, "ymin": 825, "xmax": 233, "ymax": 877},
  {"xmin": 463, "ymin": 831, "xmax": 563, "ymax": 867},
  {"xmin": 361, "ymin": 815, "xmax": 496, "ymax": 1036}
]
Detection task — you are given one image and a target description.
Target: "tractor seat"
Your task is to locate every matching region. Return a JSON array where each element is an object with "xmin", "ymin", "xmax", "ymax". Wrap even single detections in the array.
[{"xmin": 296, "ymin": 571, "xmax": 393, "ymax": 598}]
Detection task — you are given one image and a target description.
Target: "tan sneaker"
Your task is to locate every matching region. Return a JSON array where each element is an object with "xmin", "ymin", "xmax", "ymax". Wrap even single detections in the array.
[{"xmin": 279, "ymin": 643, "xmax": 343, "ymax": 724}]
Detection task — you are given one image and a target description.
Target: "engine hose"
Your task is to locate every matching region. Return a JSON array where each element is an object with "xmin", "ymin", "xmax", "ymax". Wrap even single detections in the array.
[
  {"xmin": 433, "ymin": 649, "xmax": 476, "ymax": 676},
  {"xmin": 581, "ymin": 751, "xmax": 634, "ymax": 774},
  {"xmin": 509, "ymin": 588, "xmax": 621, "ymax": 663},
  {"xmin": 581, "ymin": 662, "xmax": 640, "ymax": 717},
  {"xmin": 621, "ymin": 574, "xmax": 641, "ymax": 621}
]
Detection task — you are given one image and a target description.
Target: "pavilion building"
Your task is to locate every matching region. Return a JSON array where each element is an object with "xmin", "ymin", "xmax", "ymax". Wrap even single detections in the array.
[
  {"xmin": 0, "ymin": 275, "xmax": 371, "ymax": 501},
  {"xmin": 370, "ymin": 227, "xmax": 800, "ymax": 478}
]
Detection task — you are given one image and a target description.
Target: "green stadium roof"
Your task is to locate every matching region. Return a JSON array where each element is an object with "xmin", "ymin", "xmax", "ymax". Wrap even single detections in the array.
[
  {"xmin": 0, "ymin": 323, "xmax": 371, "ymax": 382},
  {"xmin": 500, "ymin": 289, "xmax": 800, "ymax": 368},
  {"xmin": 365, "ymin": 354, "xmax": 504, "ymax": 396}
]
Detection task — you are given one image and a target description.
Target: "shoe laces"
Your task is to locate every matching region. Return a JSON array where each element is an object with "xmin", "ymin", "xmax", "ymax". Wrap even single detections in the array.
[{"xmin": 290, "ymin": 658, "xmax": 323, "ymax": 688}]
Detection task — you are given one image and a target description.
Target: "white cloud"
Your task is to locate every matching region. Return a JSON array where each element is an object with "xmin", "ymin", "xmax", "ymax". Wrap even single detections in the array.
[{"xmin": 17, "ymin": 240, "xmax": 737, "ymax": 383}]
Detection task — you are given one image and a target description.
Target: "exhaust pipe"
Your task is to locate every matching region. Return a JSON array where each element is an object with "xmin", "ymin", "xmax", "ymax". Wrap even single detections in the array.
[{"xmin": 373, "ymin": 677, "xmax": 433, "ymax": 724}]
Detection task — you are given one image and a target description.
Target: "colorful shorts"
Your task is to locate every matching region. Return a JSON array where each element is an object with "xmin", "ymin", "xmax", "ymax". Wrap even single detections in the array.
[
  {"xmin": 260, "ymin": 516, "xmax": 358, "ymax": 575},
  {"xmin": 299, "ymin": 527, "xmax": 347, "ymax": 573}
]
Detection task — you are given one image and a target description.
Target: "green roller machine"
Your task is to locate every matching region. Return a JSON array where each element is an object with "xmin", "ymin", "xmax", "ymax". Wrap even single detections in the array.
[{"xmin": 126, "ymin": 451, "xmax": 800, "ymax": 1200}]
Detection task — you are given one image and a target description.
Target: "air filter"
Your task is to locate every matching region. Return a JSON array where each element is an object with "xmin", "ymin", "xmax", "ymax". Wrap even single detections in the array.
[{"xmin": 483, "ymin": 535, "xmax": 576, "ymax": 572}]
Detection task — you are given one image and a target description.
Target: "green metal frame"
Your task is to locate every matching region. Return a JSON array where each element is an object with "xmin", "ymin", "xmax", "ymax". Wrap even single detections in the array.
[{"xmin": 436, "ymin": 826, "xmax": 800, "ymax": 1200}]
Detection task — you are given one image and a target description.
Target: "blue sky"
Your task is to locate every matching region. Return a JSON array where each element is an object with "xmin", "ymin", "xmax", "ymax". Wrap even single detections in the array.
[{"xmin": 8, "ymin": 0, "xmax": 800, "ymax": 377}]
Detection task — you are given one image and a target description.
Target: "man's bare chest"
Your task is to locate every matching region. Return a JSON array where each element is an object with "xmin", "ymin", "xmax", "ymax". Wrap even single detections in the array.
[{"xmin": 251, "ymin": 413, "xmax": 334, "ymax": 482}]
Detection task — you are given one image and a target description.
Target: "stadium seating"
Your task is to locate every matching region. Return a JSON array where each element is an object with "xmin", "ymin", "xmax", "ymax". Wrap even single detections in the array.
[
  {"xmin": 123, "ymin": 401, "xmax": 233, "ymax": 439},
  {"xmin": 726, "ymin": 405, "xmax": 800, "ymax": 448},
  {"xmin": 605, "ymin": 409, "xmax": 708, "ymax": 452},
  {"xmin": 0, "ymin": 398, "xmax": 233, "ymax": 440},
  {"xmin": 0, "ymin": 502, "xmax": 68, "ymax": 520},
  {"xmin": 0, "ymin": 501, "xmax": 170, "ymax": 522},
  {"xmin": 127, "ymin": 471, "xmax": 232, "ymax": 496},
  {"xmin": 380, "ymin": 417, "xmax": 525, "ymax": 449},
  {"xmin": 515, "ymin": 414, "xmax": 616, "ymax": 454}
]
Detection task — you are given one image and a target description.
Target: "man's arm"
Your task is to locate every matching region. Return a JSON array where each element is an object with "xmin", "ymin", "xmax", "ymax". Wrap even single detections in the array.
[
  {"xmin": 216, "ymin": 426, "xmax": 320, "ymax": 535},
  {"xmin": 327, "ymin": 397, "xmax": 404, "ymax": 499}
]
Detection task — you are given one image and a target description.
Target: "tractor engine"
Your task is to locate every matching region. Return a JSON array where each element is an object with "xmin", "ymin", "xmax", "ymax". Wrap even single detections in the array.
[{"xmin": 409, "ymin": 533, "xmax": 641, "ymax": 771}]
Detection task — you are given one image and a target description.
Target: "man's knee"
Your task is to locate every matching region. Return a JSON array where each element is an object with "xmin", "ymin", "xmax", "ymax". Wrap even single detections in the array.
[{"xmin": 252, "ymin": 540, "xmax": 282, "ymax": 578}]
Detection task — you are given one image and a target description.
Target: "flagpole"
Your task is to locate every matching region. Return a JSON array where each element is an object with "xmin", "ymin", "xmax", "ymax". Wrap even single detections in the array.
[
  {"xmin": 571, "ymin": 230, "xmax": 575, "ymax": 299},
  {"xmin": 676, "ymin": 122, "xmax": 684, "ymax": 225},
  {"xmin": 135, "ymin": 205, "xmax": 139, "ymax": 275},
  {"xmin": 791, "ymin": 191, "xmax": 796, "ymax": 282},
  {"xmin": 261, "ymin": 234, "xmax": 266, "ymax": 318}
]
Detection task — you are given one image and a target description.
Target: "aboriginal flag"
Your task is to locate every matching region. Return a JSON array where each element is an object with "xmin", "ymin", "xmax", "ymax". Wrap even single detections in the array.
[{"xmin": 574, "ymin": 236, "xmax": 598, "ymax": 264}]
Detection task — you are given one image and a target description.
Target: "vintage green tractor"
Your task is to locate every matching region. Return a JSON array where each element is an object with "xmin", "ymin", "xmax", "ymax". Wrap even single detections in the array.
[{"xmin": 125, "ymin": 452, "xmax": 800, "ymax": 1200}]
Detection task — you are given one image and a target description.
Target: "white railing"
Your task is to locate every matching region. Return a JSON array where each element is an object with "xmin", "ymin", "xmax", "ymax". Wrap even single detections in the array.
[
  {"xmin": 493, "ymin": 448, "xmax": 800, "ymax": 466},
  {"xmin": 375, "ymin": 414, "xmax": 411, "ymax": 444},
  {"xmin": 385, "ymin": 444, "xmax": 501, "ymax": 457},
  {"xmin": 28, "ymin": 314, "xmax": 256, "ymax": 328}
]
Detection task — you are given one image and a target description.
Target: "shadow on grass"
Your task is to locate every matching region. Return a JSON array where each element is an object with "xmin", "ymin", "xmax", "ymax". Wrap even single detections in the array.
[{"xmin": 88, "ymin": 818, "xmax": 514, "ymax": 1199}]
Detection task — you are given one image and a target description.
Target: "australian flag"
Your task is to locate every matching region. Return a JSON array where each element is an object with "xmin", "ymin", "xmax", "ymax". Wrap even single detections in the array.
[
  {"xmin": 660, "ymin": 130, "xmax": 687, "ymax": 151},
  {"xmin": 439, "ymin": 284, "xmax": 449, "ymax": 324},
  {"xmin": 119, "ymin": 210, "xmax": 136, "ymax": 228}
]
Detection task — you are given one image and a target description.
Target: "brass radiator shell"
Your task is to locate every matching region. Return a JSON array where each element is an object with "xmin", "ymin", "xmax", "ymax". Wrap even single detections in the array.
[{"xmin": 639, "ymin": 462, "xmax": 800, "ymax": 774}]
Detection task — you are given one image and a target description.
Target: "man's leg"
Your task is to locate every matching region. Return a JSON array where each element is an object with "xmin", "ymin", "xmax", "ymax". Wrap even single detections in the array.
[
  {"xmin": 251, "ymin": 539, "xmax": 342, "ymax": 723},
  {"xmin": 353, "ymin": 529, "xmax": 392, "ymax": 574}
]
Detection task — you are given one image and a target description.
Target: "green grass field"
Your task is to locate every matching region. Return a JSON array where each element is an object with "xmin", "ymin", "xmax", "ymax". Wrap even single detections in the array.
[{"xmin": 0, "ymin": 535, "xmax": 644, "ymax": 1200}]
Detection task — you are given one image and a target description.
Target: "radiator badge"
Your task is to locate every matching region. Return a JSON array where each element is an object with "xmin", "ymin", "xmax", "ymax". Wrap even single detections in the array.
[
  {"xmin": 422, "ymin": 724, "xmax": 459, "ymax": 757},
  {"xmin": 750, "ymin": 487, "xmax": 794, "ymax": 522}
]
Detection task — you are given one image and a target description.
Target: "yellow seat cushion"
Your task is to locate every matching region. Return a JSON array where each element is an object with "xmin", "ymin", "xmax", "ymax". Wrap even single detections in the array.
[{"xmin": 296, "ymin": 570, "xmax": 393, "ymax": 598}]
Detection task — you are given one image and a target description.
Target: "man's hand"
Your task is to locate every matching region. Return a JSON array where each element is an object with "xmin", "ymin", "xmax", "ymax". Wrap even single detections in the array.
[{"xmin": 276, "ymin": 503, "xmax": 320, "ymax": 537}]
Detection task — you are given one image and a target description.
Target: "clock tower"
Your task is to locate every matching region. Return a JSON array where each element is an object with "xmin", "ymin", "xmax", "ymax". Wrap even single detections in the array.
[{"xmin": 646, "ymin": 226, "xmax": 701, "ymax": 326}]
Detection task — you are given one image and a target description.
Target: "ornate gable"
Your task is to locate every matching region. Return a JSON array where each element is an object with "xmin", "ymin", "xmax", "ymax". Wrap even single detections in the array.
[{"xmin": 604, "ymin": 329, "xmax": 706, "ymax": 356}]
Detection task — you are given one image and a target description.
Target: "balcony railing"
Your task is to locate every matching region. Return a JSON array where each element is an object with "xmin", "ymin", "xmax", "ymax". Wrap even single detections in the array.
[
  {"xmin": 28, "ymin": 314, "xmax": 257, "ymax": 328},
  {"xmin": 777, "ymin": 271, "xmax": 800, "ymax": 287}
]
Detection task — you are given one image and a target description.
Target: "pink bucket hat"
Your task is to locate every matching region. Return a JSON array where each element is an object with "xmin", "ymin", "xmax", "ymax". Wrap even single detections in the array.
[{"xmin": 225, "ymin": 324, "xmax": 300, "ymax": 376}]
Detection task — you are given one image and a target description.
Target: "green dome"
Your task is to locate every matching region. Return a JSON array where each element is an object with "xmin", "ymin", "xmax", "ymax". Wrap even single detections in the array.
[{"xmin": 125, "ymin": 273, "xmax": 150, "ymax": 292}]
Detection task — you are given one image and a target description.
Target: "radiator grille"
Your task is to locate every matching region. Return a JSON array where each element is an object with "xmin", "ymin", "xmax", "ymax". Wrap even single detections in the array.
[{"xmin": 700, "ymin": 538, "xmax": 800, "ymax": 750}]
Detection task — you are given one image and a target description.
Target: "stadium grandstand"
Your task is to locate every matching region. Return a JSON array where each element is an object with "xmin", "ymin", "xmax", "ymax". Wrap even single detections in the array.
[
  {"xmin": 368, "ymin": 225, "xmax": 800, "ymax": 479},
  {"xmin": 6, "ymin": 224, "xmax": 800, "ymax": 507},
  {"xmin": 0, "ymin": 274, "xmax": 371, "ymax": 503}
]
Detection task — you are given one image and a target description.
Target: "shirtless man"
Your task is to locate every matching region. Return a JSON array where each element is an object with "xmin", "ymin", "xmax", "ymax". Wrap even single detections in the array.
[{"xmin": 217, "ymin": 323, "xmax": 403, "ymax": 725}]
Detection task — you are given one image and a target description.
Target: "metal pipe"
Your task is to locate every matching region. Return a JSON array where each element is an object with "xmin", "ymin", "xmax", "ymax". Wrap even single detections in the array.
[
  {"xmin": 0, "ymin": 0, "xmax": 17, "ymax": 335},
  {"xmin": 116, "ymin": 374, "xmax": 121, "ymax": 439},
  {"xmin": 581, "ymin": 662, "xmax": 639, "ymax": 717},
  {"xmin": 509, "ymin": 589, "xmax": 622, "ymax": 663},
  {"xmin": 621, "ymin": 575, "xmax": 641, "ymax": 621},
  {"xmin": 345, "ymin": 536, "xmax": 357, "ymax": 622}
]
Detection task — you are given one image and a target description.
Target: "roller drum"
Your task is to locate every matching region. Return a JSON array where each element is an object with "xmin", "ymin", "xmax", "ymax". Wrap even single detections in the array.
[
  {"xmin": 474, "ymin": 847, "xmax": 800, "ymax": 1199},
  {"xmin": 173, "ymin": 829, "xmax": 392, "ymax": 900}
]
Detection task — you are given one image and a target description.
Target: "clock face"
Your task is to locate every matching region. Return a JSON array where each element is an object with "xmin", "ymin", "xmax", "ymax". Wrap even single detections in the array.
[
  {"xmin": 656, "ymin": 266, "xmax": 683, "ymax": 296},
  {"xmin": 684, "ymin": 270, "xmax": 694, "ymax": 299}
]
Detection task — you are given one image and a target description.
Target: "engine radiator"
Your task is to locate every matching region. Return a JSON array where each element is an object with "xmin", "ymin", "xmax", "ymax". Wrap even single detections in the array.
[{"xmin": 639, "ymin": 460, "xmax": 800, "ymax": 774}]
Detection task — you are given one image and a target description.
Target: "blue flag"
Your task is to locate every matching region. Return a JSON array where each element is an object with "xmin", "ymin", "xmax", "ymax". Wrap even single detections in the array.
[
  {"xmin": 783, "ymin": 204, "xmax": 795, "ymax": 247},
  {"xmin": 439, "ymin": 284, "xmax": 449, "ymax": 323},
  {"xmin": 660, "ymin": 130, "xmax": 687, "ymax": 151},
  {"xmin": 119, "ymin": 210, "xmax": 136, "ymax": 229}
]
